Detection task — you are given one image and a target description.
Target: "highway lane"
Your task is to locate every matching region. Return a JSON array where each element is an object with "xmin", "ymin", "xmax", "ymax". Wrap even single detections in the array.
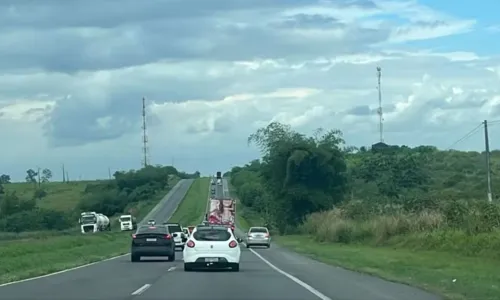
[
  {"xmin": 0, "ymin": 179, "xmax": 194, "ymax": 300},
  {"xmin": 0, "ymin": 177, "xmax": 442, "ymax": 300},
  {"xmin": 224, "ymin": 179, "xmax": 442, "ymax": 300}
]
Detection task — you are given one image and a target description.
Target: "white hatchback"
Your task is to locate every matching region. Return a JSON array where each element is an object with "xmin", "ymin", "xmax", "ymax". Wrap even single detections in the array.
[{"xmin": 183, "ymin": 225, "xmax": 241, "ymax": 272}]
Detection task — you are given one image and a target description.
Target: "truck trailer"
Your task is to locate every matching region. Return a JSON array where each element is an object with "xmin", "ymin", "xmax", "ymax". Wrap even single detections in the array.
[{"xmin": 80, "ymin": 212, "xmax": 111, "ymax": 233}]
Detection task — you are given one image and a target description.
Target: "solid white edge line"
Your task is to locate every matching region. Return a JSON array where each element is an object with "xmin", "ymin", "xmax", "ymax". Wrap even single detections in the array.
[
  {"xmin": 247, "ymin": 245, "xmax": 332, "ymax": 300},
  {"xmin": 0, "ymin": 253, "xmax": 130, "ymax": 287},
  {"xmin": 131, "ymin": 284, "xmax": 151, "ymax": 295}
]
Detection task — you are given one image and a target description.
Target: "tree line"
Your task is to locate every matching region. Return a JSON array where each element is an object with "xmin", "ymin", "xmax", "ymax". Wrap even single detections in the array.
[
  {"xmin": 228, "ymin": 122, "xmax": 500, "ymax": 236},
  {"xmin": 0, "ymin": 166, "xmax": 200, "ymax": 233}
]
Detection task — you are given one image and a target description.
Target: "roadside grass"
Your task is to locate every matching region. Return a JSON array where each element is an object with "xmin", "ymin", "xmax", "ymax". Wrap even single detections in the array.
[
  {"xmin": 233, "ymin": 195, "xmax": 500, "ymax": 300},
  {"xmin": 0, "ymin": 178, "xmax": 188, "ymax": 284},
  {"xmin": 168, "ymin": 178, "xmax": 209, "ymax": 225},
  {"xmin": 4, "ymin": 181, "xmax": 101, "ymax": 212},
  {"xmin": 276, "ymin": 235, "xmax": 500, "ymax": 300}
]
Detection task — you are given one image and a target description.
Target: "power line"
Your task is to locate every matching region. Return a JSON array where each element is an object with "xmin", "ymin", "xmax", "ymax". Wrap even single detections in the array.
[{"xmin": 445, "ymin": 122, "xmax": 483, "ymax": 150}]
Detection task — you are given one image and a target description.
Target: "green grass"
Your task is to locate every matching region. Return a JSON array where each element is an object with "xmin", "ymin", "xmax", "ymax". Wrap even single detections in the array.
[
  {"xmin": 276, "ymin": 235, "xmax": 500, "ymax": 300},
  {"xmin": 0, "ymin": 232, "xmax": 130, "ymax": 284},
  {"xmin": 168, "ymin": 177, "xmax": 209, "ymax": 225},
  {"xmin": 0, "ymin": 178, "xmax": 195, "ymax": 284},
  {"xmin": 4, "ymin": 180, "xmax": 109, "ymax": 212}
]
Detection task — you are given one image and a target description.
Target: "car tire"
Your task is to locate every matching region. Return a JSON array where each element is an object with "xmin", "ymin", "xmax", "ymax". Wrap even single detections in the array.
[
  {"xmin": 167, "ymin": 251, "xmax": 175, "ymax": 261},
  {"xmin": 231, "ymin": 264, "xmax": 240, "ymax": 272},
  {"xmin": 267, "ymin": 244, "xmax": 270, "ymax": 248},
  {"xmin": 184, "ymin": 264, "xmax": 193, "ymax": 272},
  {"xmin": 131, "ymin": 255, "xmax": 140, "ymax": 262},
  {"xmin": 246, "ymin": 244, "xmax": 250, "ymax": 248}
]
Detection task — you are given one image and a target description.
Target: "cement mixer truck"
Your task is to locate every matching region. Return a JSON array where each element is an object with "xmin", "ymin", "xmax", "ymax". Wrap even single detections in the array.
[{"xmin": 79, "ymin": 212, "xmax": 111, "ymax": 233}]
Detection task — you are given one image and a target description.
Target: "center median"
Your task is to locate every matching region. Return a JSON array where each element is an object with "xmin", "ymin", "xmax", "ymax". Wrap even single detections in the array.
[{"xmin": 0, "ymin": 177, "xmax": 210, "ymax": 285}]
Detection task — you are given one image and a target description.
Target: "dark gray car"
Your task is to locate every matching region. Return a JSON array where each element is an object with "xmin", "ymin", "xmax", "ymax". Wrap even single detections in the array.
[{"xmin": 131, "ymin": 225, "xmax": 175, "ymax": 262}]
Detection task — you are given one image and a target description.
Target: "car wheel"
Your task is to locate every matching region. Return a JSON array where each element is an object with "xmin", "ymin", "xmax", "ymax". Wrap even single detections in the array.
[
  {"xmin": 167, "ymin": 252, "xmax": 176, "ymax": 261},
  {"xmin": 184, "ymin": 264, "xmax": 193, "ymax": 272},
  {"xmin": 231, "ymin": 264, "xmax": 240, "ymax": 272},
  {"xmin": 267, "ymin": 244, "xmax": 271, "ymax": 248},
  {"xmin": 246, "ymin": 244, "xmax": 250, "ymax": 248},
  {"xmin": 131, "ymin": 255, "xmax": 140, "ymax": 262}
]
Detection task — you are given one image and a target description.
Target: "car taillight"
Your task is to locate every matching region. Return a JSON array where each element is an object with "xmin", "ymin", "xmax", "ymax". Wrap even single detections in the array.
[
  {"xmin": 164, "ymin": 234, "xmax": 171, "ymax": 239},
  {"xmin": 231, "ymin": 225, "xmax": 235, "ymax": 231},
  {"xmin": 186, "ymin": 240, "xmax": 195, "ymax": 248},
  {"xmin": 132, "ymin": 234, "xmax": 137, "ymax": 239},
  {"xmin": 229, "ymin": 240, "xmax": 237, "ymax": 248}
]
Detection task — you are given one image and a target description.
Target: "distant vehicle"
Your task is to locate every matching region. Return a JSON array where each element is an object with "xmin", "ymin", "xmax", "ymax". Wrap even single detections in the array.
[
  {"xmin": 164, "ymin": 223, "xmax": 187, "ymax": 250},
  {"xmin": 216, "ymin": 171, "xmax": 221, "ymax": 179},
  {"xmin": 216, "ymin": 178, "xmax": 222, "ymax": 185},
  {"xmin": 187, "ymin": 225, "xmax": 196, "ymax": 234},
  {"xmin": 246, "ymin": 227, "xmax": 271, "ymax": 248},
  {"xmin": 119, "ymin": 214, "xmax": 137, "ymax": 231},
  {"xmin": 211, "ymin": 179, "xmax": 215, "ymax": 185},
  {"xmin": 211, "ymin": 187, "xmax": 215, "ymax": 194},
  {"xmin": 183, "ymin": 225, "xmax": 240, "ymax": 272},
  {"xmin": 80, "ymin": 212, "xmax": 110, "ymax": 233},
  {"xmin": 131, "ymin": 225, "xmax": 175, "ymax": 262},
  {"xmin": 147, "ymin": 219, "xmax": 156, "ymax": 226},
  {"xmin": 182, "ymin": 227, "xmax": 190, "ymax": 237}
]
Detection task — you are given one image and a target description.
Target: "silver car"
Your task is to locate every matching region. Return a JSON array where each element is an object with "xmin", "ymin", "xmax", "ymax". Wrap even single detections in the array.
[{"xmin": 246, "ymin": 227, "xmax": 271, "ymax": 248}]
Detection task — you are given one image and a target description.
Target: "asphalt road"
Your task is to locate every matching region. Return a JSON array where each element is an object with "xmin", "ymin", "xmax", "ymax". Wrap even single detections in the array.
[{"xmin": 0, "ymin": 178, "xmax": 442, "ymax": 300}]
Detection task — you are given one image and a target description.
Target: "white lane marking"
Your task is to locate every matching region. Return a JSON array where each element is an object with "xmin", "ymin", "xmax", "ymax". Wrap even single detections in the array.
[
  {"xmin": 167, "ymin": 266, "xmax": 176, "ymax": 272},
  {"xmin": 0, "ymin": 253, "xmax": 129, "ymax": 287},
  {"xmin": 248, "ymin": 247, "xmax": 332, "ymax": 300},
  {"xmin": 131, "ymin": 284, "xmax": 151, "ymax": 295}
]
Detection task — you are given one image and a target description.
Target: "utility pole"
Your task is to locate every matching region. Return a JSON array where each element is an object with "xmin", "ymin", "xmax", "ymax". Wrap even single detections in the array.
[
  {"xmin": 37, "ymin": 166, "xmax": 41, "ymax": 188},
  {"xmin": 141, "ymin": 97, "xmax": 150, "ymax": 168},
  {"xmin": 66, "ymin": 171, "xmax": 70, "ymax": 183},
  {"xmin": 62, "ymin": 164, "xmax": 66, "ymax": 183},
  {"xmin": 376, "ymin": 66, "xmax": 384, "ymax": 143},
  {"xmin": 484, "ymin": 120, "xmax": 493, "ymax": 202},
  {"xmin": 108, "ymin": 167, "xmax": 112, "ymax": 179}
]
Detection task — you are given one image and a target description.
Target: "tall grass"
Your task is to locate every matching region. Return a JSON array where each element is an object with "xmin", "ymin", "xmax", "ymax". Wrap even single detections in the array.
[{"xmin": 300, "ymin": 199, "xmax": 500, "ymax": 259}]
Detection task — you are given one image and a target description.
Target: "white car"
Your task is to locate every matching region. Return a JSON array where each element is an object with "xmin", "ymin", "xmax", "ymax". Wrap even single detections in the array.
[
  {"xmin": 183, "ymin": 225, "xmax": 240, "ymax": 272},
  {"xmin": 164, "ymin": 223, "xmax": 186, "ymax": 250},
  {"xmin": 182, "ymin": 227, "xmax": 190, "ymax": 238}
]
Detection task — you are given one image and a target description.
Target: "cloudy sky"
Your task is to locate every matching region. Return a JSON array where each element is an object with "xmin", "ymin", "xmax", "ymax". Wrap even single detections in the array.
[{"xmin": 1, "ymin": 0, "xmax": 500, "ymax": 181}]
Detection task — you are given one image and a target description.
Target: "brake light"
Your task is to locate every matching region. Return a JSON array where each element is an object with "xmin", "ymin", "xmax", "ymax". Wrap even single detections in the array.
[
  {"xmin": 132, "ymin": 234, "xmax": 137, "ymax": 239},
  {"xmin": 164, "ymin": 234, "xmax": 171, "ymax": 239},
  {"xmin": 231, "ymin": 225, "xmax": 235, "ymax": 231},
  {"xmin": 229, "ymin": 240, "xmax": 237, "ymax": 248},
  {"xmin": 186, "ymin": 240, "xmax": 195, "ymax": 248}
]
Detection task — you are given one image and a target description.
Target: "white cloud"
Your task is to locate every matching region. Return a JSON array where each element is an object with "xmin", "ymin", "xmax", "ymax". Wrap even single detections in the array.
[{"xmin": 0, "ymin": 0, "xmax": 498, "ymax": 180}]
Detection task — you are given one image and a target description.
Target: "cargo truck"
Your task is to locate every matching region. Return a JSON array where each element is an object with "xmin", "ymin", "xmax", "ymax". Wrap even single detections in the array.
[{"xmin": 207, "ymin": 198, "xmax": 236, "ymax": 233}]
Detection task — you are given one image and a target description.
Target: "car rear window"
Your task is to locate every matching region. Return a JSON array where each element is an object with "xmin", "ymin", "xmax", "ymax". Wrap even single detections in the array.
[
  {"xmin": 193, "ymin": 229, "xmax": 231, "ymax": 241},
  {"xmin": 249, "ymin": 227, "xmax": 268, "ymax": 233},
  {"xmin": 136, "ymin": 225, "xmax": 167, "ymax": 234},
  {"xmin": 166, "ymin": 224, "xmax": 182, "ymax": 233}
]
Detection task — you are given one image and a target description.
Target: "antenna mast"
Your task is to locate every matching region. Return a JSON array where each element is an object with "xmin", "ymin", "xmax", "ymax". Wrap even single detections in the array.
[
  {"xmin": 376, "ymin": 66, "xmax": 384, "ymax": 143},
  {"xmin": 141, "ymin": 97, "xmax": 150, "ymax": 168}
]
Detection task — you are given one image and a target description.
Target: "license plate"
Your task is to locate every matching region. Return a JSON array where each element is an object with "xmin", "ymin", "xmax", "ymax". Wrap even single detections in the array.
[
  {"xmin": 146, "ymin": 238, "xmax": 157, "ymax": 242},
  {"xmin": 205, "ymin": 257, "xmax": 218, "ymax": 262}
]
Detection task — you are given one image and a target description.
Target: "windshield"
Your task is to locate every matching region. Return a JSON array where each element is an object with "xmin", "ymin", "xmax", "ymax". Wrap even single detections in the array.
[
  {"xmin": 136, "ymin": 225, "xmax": 167, "ymax": 234},
  {"xmin": 193, "ymin": 229, "xmax": 231, "ymax": 241},
  {"xmin": 166, "ymin": 224, "xmax": 182, "ymax": 233},
  {"xmin": 120, "ymin": 217, "xmax": 131, "ymax": 222},
  {"xmin": 81, "ymin": 216, "xmax": 96, "ymax": 224},
  {"xmin": 250, "ymin": 227, "xmax": 268, "ymax": 233}
]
